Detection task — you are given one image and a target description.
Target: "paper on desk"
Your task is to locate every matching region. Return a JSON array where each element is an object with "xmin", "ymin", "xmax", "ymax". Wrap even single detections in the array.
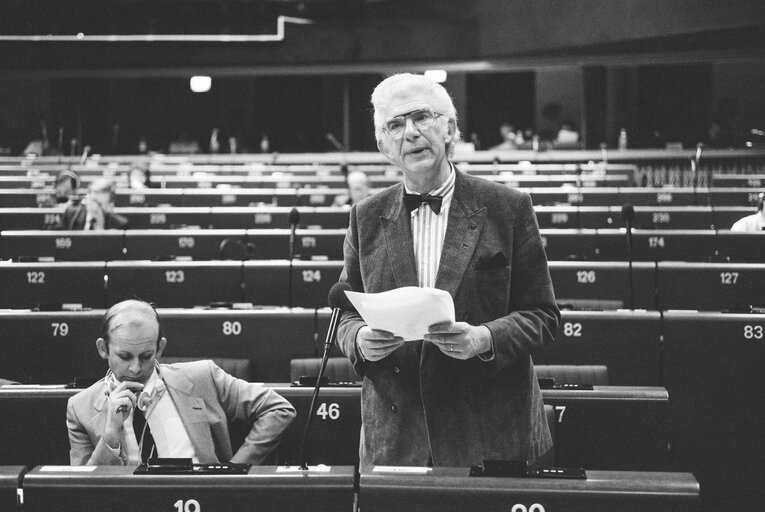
[{"xmin": 345, "ymin": 287, "xmax": 455, "ymax": 341}]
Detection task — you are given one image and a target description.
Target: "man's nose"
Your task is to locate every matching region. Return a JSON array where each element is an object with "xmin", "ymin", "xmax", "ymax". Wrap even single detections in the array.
[
  {"xmin": 403, "ymin": 118, "xmax": 420, "ymax": 139},
  {"xmin": 128, "ymin": 359, "xmax": 141, "ymax": 374}
]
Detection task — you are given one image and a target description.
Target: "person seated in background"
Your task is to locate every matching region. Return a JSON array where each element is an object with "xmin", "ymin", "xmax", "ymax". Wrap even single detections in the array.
[
  {"xmin": 127, "ymin": 162, "xmax": 154, "ymax": 189},
  {"xmin": 333, "ymin": 170, "xmax": 372, "ymax": 207},
  {"xmin": 39, "ymin": 169, "xmax": 80, "ymax": 207},
  {"xmin": 54, "ymin": 169, "xmax": 80, "ymax": 203},
  {"xmin": 67, "ymin": 300, "xmax": 296, "ymax": 466},
  {"xmin": 731, "ymin": 192, "xmax": 765, "ymax": 231},
  {"xmin": 490, "ymin": 122, "xmax": 517, "ymax": 150},
  {"xmin": 555, "ymin": 120, "xmax": 580, "ymax": 147},
  {"xmin": 58, "ymin": 178, "xmax": 129, "ymax": 230}
]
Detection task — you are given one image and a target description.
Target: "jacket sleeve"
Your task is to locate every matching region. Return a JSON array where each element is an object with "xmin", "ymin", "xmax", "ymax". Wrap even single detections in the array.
[
  {"xmin": 67, "ymin": 396, "xmax": 125, "ymax": 466},
  {"xmin": 482, "ymin": 193, "xmax": 560, "ymax": 371},
  {"xmin": 335, "ymin": 204, "xmax": 369, "ymax": 376},
  {"xmin": 210, "ymin": 361, "xmax": 296, "ymax": 464}
]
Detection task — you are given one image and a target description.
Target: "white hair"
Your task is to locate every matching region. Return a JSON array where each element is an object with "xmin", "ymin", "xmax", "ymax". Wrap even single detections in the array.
[{"xmin": 371, "ymin": 73, "xmax": 462, "ymax": 157}]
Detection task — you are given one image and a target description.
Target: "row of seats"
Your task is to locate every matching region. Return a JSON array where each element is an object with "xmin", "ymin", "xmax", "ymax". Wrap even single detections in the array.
[
  {"xmin": 1, "ymin": 259, "xmax": 761, "ymax": 311},
  {"xmin": 0, "ymin": 383, "xmax": 668, "ymax": 472},
  {"xmin": 0, "ymin": 173, "xmax": 636, "ymax": 190},
  {"xmin": 1, "ymin": 308, "xmax": 761, "ymax": 387},
  {"xmin": 0, "ymin": 205, "xmax": 757, "ymax": 230},
  {"xmin": 2, "ymin": 228, "xmax": 764, "ymax": 262},
  {"xmin": 1, "ymin": 186, "xmax": 759, "ymax": 208}
]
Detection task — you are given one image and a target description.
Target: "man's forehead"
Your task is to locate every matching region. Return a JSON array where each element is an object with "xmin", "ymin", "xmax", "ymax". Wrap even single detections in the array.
[
  {"xmin": 381, "ymin": 91, "xmax": 438, "ymax": 120},
  {"xmin": 108, "ymin": 311, "xmax": 158, "ymax": 338}
]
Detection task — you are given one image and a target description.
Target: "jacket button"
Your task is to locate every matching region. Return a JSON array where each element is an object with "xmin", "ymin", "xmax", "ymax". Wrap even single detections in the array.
[
  {"xmin": 391, "ymin": 404, "xmax": 398, "ymax": 413},
  {"xmin": 393, "ymin": 366, "xmax": 400, "ymax": 374}
]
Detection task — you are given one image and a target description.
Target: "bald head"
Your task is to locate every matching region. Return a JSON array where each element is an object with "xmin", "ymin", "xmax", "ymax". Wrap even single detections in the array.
[{"xmin": 101, "ymin": 300, "xmax": 163, "ymax": 350}]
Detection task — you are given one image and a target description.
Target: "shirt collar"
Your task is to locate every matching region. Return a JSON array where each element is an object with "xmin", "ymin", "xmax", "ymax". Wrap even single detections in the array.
[
  {"xmin": 142, "ymin": 367, "xmax": 159, "ymax": 394},
  {"xmin": 404, "ymin": 163, "xmax": 456, "ymax": 216}
]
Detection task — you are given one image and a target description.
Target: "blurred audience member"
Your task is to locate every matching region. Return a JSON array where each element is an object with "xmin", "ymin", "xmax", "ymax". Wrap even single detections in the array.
[
  {"xmin": 334, "ymin": 170, "xmax": 372, "ymax": 207},
  {"xmin": 128, "ymin": 163, "xmax": 153, "ymax": 189},
  {"xmin": 58, "ymin": 178, "xmax": 128, "ymax": 230},
  {"xmin": 491, "ymin": 123, "xmax": 517, "ymax": 150},
  {"xmin": 555, "ymin": 120, "xmax": 580, "ymax": 146},
  {"xmin": 40, "ymin": 170, "xmax": 80, "ymax": 208},
  {"xmin": 731, "ymin": 192, "xmax": 765, "ymax": 232}
]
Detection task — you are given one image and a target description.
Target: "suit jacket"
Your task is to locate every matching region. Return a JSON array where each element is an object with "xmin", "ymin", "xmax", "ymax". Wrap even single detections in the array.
[
  {"xmin": 58, "ymin": 202, "xmax": 129, "ymax": 230},
  {"xmin": 66, "ymin": 360, "xmax": 296, "ymax": 465},
  {"xmin": 336, "ymin": 169, "xmax": 560, "ymax": 468}
]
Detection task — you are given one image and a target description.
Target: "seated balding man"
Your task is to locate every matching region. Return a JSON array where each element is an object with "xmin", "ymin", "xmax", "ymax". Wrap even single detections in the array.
[{"xmin": 66, "ymin": 300, "xmax": 296, "ymax": 466}]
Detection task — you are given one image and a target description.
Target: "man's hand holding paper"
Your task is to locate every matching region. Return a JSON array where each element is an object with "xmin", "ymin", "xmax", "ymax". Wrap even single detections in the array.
[{"xmin": 424, "ymin": 322, "xmax": 494, "ymax": 360}]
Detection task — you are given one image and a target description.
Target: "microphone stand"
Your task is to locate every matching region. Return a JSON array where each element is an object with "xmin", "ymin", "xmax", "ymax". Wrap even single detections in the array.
[
  {"xmin": 287, "ymin": 208, "xmax": 300, "ymax": 308},
  {"xmin": 298, "ymin": 307, "xmax": 341, "ymax": 470},
  {"xmin": 622, "ymin": 204, "xmax": 635, "ymax": 310}
]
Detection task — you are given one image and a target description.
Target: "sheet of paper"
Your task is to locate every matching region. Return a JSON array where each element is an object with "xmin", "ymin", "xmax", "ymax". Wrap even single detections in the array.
[{"xmin": 345, "ymin": 287, "xmax": 455, "ymax": 342}]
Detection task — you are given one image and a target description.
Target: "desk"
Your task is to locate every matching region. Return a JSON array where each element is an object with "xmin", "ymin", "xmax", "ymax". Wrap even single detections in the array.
[
  {"xmin": 0, "ymin": 309, "xmax": 321, "ymax": 384},
  {"xmin": 0, "ymin": 386, "xmax": 669, "ymax": 471},
  {"xmin": 534, "ymin": 311, "xmax": 662, "ymax": 386},
  {"xmin": 22, "ymin": 465, "xmax": 355, "ymax": 512},
  {"xmin": 0, "ymin": 466, "xmax": 24, "ymax": 511},
  {"xmin": 663, "ymin": 312, "xmax": 765, "ymax": 492},
  {"xmin": 360, "ymin": 467, "xmax": 699, "ymax": 512}
]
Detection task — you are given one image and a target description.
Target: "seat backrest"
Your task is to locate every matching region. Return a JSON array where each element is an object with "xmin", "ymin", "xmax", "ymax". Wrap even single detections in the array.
[
  {"xmin": 535, "ymin": 365, "xmax": 610, "ymax": 386},
  {"xmin": 289, "ymin": 357, "xmax": 360, "ymax": 383},
  {"xmin": 162, "ymin": 357, "xmax": 252, "ymax": 381}
]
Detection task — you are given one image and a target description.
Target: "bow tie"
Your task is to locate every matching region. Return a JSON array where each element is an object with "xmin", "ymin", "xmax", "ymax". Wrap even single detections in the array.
[{"xmin": 403, "ymin": 192, "xmax": 443, "ymax": 214}]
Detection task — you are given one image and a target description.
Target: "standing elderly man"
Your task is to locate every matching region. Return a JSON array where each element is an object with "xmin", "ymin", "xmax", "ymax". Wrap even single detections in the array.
[
  {"xmin": 67, "ymin": 300, "xmax": 296, "ymax": 466},
  {"xmin": 336, "ymin": 73, "xmax": 559, "ymax": 469}
]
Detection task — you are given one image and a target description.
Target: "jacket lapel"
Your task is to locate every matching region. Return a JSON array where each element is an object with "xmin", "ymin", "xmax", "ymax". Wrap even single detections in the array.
[
  {"xmin": 380, "ymin": 184, "xmax": 419, "ymax": 288},
  {"xmin": 436, "ymin": 171, "xmax": 487, "ymax": 297},
  {"xmin": 160, "ymin": 365, "xmax": 218, "ymax": 463}
]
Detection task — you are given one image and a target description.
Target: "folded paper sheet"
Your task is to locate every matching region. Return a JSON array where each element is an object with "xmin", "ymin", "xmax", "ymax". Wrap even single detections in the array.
[{"xmin": 345, "ymin": 287, "xmax": 455, "ymax": 341}]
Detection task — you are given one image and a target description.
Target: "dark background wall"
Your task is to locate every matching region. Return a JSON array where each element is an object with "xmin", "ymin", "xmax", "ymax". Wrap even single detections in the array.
[{"xmin": 1, "ymin": 0, "xmax": 764, "ymax": 153}]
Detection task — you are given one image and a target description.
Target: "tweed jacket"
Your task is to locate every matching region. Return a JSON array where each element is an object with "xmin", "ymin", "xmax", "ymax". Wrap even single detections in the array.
[
  {"xmin": 66, "ymin": 360, "xmax": 295, "ymax": 465},
  {"xmin": 336, "ymin": 169, "xmax": 559, "ymax": 468}
]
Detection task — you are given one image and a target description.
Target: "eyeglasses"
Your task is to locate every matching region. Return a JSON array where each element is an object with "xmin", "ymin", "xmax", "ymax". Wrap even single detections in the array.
[{"xmin": 382, "ymin": 108, "xmax": 444, "ymax": 139}]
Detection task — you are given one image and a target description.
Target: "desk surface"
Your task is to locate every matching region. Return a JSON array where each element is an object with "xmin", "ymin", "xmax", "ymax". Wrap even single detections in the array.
[
  {"xmin": 361, "ymin": 467, "xmax": 699, "ymax": 512},
  {"xmin": 23, "ymin": 465, "xmax": 355, "ymax": 512},
  {"xmin": 0, "ymin": 466, "xmax": 24, "ymax": 511}
]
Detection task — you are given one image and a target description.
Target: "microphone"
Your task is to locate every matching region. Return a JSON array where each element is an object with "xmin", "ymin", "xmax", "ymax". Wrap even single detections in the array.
[
  {"xmin": 325, "ymin": 133, "xmax": 345, "ymax": 152},
  {"xmin": 298, "ymin": 282, "xmax": 353, "ymax": 470},
  {"xmin": 690, "ymin": 143, "xmax": 703, "ymax": 206},
  {"xmin": 621, "ymin": 204, "xmax": 635, "ymax": 310},
  {"xmin": 574, "ymin": 164, "xmax": 583, "ymax": 230},
  {"xmin": 287, "ymin": 208, "xmax": 301, "ymax": 308}
]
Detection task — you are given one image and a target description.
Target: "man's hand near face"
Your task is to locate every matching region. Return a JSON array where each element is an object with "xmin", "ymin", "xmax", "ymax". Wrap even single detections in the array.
[{"xmin": 102, "ymin": 380, "xmax": 144, "ymax": 449}]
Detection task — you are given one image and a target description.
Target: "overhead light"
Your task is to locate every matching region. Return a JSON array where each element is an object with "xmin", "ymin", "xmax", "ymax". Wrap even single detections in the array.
[
  {"xmin": 424, "ymin": 70, "xmax": 447, "ymax": 83},
  {"xmin": 190, "ymin": 76, "xmax": 212, "ymax": 93}
]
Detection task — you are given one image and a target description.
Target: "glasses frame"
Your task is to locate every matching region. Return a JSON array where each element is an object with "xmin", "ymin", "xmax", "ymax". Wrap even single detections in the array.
[{"xmin": 382, "ymin": 107, "xmax": 445, "ymax": 139}]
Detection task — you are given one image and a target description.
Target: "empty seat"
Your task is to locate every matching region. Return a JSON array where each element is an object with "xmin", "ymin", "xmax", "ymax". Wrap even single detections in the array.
[
  {"xmin": 535, "ymin": 365, "xmax": 610, "ymax": 386},
  {"xmin": 290, "ymin": 357, "xmax": 360, "ymax": 383}
]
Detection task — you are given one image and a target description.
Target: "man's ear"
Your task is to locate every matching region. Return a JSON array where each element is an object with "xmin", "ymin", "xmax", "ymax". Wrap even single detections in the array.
[
  {"xmin": 156, "ymin": 337, "xmax": 168, "ymax": 358},
  {"xmin": 377, "ymin": 137, "xmax": 392, "ymax": 159},
  {"xmin": 444, "ymin": 118, "xmax": 457, "ymax": 144},
  {"xmin": 96, "ymin": 338, "xmax": 109, "ymax": 360}
]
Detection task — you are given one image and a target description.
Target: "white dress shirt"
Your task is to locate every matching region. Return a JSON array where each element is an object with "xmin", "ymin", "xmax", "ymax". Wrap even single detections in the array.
[{"xmin": 405, "ymin": 165, "xmax": 456, "ymax": 288}]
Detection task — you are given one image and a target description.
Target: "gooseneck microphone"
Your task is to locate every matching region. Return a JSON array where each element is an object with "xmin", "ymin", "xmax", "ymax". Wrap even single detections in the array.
[
  {"xmin": 298, "ymin": 282, "xmax": 354, "ymax": 470},
  {"xmin": 287, "ymin": 207, "xmax": 301, "ymax": 308},
  {"xmin": 622, "ymin": 204, "xmax": 635, "ymax": 310},
  {"xmin": 690, "ymin": 143, "xmax": 703, "ymax": 206}
]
